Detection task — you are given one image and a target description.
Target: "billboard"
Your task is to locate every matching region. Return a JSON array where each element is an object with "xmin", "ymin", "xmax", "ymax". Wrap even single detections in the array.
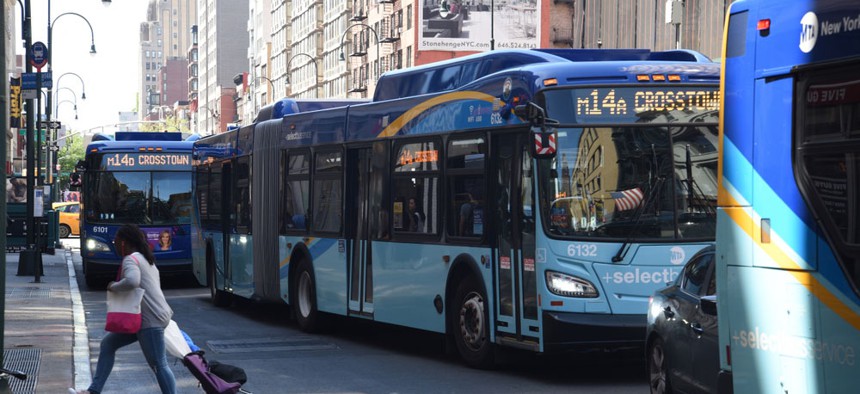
[{"xmin": 419, "ymin": 0, "xmax": 540, "ymax": 52}]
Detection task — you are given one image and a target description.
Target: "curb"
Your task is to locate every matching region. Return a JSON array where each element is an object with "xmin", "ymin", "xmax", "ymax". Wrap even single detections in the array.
[{"xmin": 66, "ymin": 249, "xmax": 92, "ymax": 389}]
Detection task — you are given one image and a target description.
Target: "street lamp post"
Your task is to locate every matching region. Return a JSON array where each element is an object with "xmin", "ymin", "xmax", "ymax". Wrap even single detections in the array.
[
  {"xmin": 57, "ymin": 99, "xmax": 78, "ymax": 119},
  {"xmin": 56, "ymin": 72, "xmax": 87, "ymax": 99},
  {"xmin": 45, "ymin": 10, "xmax": 96, "ymax": 202},
  {"xmin": 285, "ymin": 53, "xmax": 319, "ymax": 98},
  {"xmin": 339, "ymin": 23, "xmax": 380, "ymax": 97},
  {"xmin": 254, "ymin": 76, "xmax": 275, "ymax": 103},
  {"xmin": 54, "ymin": 86, "xmax": 79, "ymax": 114}
]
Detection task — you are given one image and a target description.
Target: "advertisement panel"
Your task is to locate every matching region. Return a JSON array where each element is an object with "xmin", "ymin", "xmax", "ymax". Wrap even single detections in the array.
[{"xmin": 418, "ymin": 0, "xmax": 540, "ymax": 52}]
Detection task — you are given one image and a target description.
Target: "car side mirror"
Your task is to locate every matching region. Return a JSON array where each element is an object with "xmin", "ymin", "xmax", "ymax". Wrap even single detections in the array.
[{"xmin": 700, "ymin": 295, "xmax": 717, "ymax": 316}]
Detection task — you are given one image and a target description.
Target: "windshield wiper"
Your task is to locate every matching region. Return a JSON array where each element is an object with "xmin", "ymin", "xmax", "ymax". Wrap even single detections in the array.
[
  {"xmin": 611, "ymin": 177, "xmax": 665, "ymax": 262},
  {"xmin": 612, "ymin": 144, "xmax": 664, "ymax": 263}
]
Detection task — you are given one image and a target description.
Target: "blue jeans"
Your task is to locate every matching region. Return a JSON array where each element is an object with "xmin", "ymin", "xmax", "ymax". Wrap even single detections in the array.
[{"xmin": 87, "ymin": 327, "xmax": 176, "ymax": 394}]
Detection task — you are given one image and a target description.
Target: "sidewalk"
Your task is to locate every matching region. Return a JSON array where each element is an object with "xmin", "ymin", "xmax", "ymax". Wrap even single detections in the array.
[
  {"xmin": 4, "ymin": 245, "xmax": 203, "ymax": 393},
  {"xmin": 3, "ymin": 247, "xmax": 79, "ymax": 393}
]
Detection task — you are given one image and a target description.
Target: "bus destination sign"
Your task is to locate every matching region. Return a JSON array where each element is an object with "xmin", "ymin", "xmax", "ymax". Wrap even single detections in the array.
[
  {"xmin": 102, "ymin": 153, "xmax": 192, "ymax": 171},
  {"xmin": 544, "ymin": 86, "xmax": 720, "ymax": 124}
]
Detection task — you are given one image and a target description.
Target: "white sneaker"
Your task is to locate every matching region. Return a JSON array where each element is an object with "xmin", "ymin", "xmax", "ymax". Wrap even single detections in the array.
[{"xmin": 68, "ymin": 389, "xmax": 89, "ymax": 394}]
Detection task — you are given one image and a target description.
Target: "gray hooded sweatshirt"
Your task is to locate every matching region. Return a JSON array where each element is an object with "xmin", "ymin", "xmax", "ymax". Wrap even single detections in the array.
[{"xmin": 109, "ymin": 252, "xmax": 173, "ymax": 329}]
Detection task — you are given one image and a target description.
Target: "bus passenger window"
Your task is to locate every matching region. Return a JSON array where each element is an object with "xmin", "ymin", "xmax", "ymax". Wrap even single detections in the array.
[
  {"xmin": 393, "ymin": 140, "xmax": 440, "ymax": 235},
  {"xmin": 447, "ymin": 136, "xmax": 486, "ymax": 238}
]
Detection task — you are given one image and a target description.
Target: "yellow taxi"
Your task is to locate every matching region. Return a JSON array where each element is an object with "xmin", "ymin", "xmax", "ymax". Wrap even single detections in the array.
[{"xmin": 52, "ymin": 201, "xmax": 80, "ymax": 238}]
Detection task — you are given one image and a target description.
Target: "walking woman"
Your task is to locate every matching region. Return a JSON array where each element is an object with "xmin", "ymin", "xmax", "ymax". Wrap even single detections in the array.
[{"xmin": 70, "ymin": 224, "xmax": 176, "ymax": 394}]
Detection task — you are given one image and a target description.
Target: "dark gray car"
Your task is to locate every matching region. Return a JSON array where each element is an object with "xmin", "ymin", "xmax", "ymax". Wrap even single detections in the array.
[{"xmin": 645, "ymin": 245, "xmax": 719, "ymax": 394}]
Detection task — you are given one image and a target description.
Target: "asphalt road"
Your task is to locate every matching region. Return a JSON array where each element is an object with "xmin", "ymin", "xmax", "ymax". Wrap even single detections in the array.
[{"xmin": 65, "ymin": 237, "xmax": 649, "ymax": 393}]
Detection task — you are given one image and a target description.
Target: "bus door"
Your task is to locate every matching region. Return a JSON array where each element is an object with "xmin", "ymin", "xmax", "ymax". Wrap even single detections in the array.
[
  {"xmin": 218, "ymin": 161, "xmax": 232, "ymax": 286},
  {"xmin": 346, "ymin": 146, "xmax": 374, "ymax": 316},
  {"xmin": 492, "ymin": 133, "xmax": 539, "ymax": 345}
]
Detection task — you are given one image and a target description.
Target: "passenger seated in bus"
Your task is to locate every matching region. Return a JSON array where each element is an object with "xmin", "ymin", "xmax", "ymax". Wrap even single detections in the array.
[
  {"xmin": 407, "ymin": 197, "xmax": 426, "ymax": 233},
  {"xmin": 458, "ymin": 193, "xmax": 482, "ymax": 236}
]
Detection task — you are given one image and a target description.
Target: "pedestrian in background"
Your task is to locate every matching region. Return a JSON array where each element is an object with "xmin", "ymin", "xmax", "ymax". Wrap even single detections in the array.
[{"xmin": 69, "ymin": 224, "xmax": 176, "ymax": 394}]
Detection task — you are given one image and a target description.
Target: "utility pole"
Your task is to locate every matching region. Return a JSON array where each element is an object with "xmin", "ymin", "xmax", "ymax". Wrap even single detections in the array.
[
  {"xmin": 20, "ymin": 0, "xmax": 44, "ymax": 280},
  {"xmin": 1, "ymin": 0, "xmax": 10, "ymax": 361}
]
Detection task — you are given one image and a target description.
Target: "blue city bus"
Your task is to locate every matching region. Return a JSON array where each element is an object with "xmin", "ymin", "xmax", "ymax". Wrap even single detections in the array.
[
  {"xmin": 80, "ymin": 131, "xmax": 198, "ymax": 287},
  {"xmin": 193, "ymin": 49, "xmax": 721, "ymax": 367},
  {"xmin": 717, "ymin": 1, "xmax": 860, "ymax": 392}
]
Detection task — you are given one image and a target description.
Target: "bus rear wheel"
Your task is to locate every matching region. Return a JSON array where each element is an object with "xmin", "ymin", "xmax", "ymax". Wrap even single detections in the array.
[
  {"xmin": 292, "ymin": 259, "xmax": 318, "ymax": 332},
  {"xmin": 452, "ymin": 277, "xmax": 494, "ymax": 369}
]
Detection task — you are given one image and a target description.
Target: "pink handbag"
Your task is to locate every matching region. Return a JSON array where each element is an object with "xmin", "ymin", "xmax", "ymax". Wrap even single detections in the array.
[{"xmin": 105, "ymin": 256, "xmax": 145, "ymax": 334}]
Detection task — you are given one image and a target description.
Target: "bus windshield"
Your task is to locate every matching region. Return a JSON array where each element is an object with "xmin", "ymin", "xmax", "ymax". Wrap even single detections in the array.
[
  {"xmin": 536, "ymin": 86, "xmax": 719, "ymax": 240},
  {"xmin": 86, "ymin": 171, "xmax": 192, "ymax": 225}
]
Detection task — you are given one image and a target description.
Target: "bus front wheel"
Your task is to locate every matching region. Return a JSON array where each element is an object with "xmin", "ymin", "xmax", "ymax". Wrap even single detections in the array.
[
  {"xmin": 452, "ymin": 277, "xmax": 494, "ymax": 369},
  {"xmin": 292, "ymin": 259, "xmax": 318, "ymax": 332}
]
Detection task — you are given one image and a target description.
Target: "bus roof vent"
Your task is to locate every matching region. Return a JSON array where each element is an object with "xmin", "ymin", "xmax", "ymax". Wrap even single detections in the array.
[
  {"xmin": 115, "ymin": 131, "xmax": 183, "ymax": 141},
  {"xmin": 91, "ymin": 133, "xmax": 114, "ymax": 142},
  {"xmin": 535, "ymin": 48, "xmax": 711, "ymax": 63}
]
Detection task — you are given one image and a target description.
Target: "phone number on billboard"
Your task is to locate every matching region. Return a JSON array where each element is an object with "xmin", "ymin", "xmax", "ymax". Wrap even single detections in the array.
[{"xmin": 497, "ymin": 42, "xmax": 537, "ymax": 49}]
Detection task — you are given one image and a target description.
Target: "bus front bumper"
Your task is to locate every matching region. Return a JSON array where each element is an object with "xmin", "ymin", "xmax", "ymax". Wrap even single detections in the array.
[
  {"xmin": 84, "ymin": 257, "xmax": 193, "ymax": 278},
  {"xmin": 542, "ymin": 311, "xmax": 646, "ymax": 353}
]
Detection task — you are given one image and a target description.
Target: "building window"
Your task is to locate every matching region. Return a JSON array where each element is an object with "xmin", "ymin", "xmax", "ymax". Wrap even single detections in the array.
[
  {"xmin": 406, "ymin": 46, "xmax": 412, "ymax": 68},
  {"xmin": 407, "ymin": 5, "xmax": 412, "ymax": 30}
]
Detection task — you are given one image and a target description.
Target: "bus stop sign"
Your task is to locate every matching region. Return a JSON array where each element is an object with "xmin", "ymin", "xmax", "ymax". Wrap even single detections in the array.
[{"xmin": 29, "ymin": 42, "xmax": 49, "ymax": 70}]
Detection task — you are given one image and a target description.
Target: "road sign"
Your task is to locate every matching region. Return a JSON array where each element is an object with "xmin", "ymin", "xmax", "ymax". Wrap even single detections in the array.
[
  {"xmin": 21, "ymin": 72, "xmax": 53, "ymax": 89},
  {"xmin": 38, "ymin": 121, "xmax": 61, "ymax": 129},
  {"xmin": 29, "ymin": 42, "xmax": 49, "ymax": 70}
]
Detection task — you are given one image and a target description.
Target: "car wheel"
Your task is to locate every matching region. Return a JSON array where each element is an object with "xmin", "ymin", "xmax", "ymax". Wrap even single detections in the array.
[
  {"xmin": 59, "ymin": 224, "xmax": 71, "ymax": 238},
  {"xmin": 451, "ymin": 276, "xmax": 494, "ymax": 369},
  {"xmin": 648, "ymin": 337, "xmax": 672, "ymax": 394}
]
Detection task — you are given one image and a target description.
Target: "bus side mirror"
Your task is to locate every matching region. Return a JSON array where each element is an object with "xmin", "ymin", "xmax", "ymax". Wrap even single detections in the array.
[
  {"xmin": 516, "ymin": 102, "xmax": 558, "ymax": 159},
  {"xmin": 514, "ymin": 102, "xmax": 542, "ymax": 121},
  {"xmin": 532, "ymin": 127, "xmax": 558, "ymax": 159}
]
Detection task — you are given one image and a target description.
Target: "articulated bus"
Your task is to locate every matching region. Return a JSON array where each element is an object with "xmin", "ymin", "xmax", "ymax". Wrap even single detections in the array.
[
  {"xmin": 192, "ymin": 49, "xmax": 721, "ymax": 367},
  {"xmin": 718, "ymin": 0, "xmax": 860, "ymax": 392},
  {"xmin": 79, "ymin": 131, "xmax": 198, "ymax": 287}
]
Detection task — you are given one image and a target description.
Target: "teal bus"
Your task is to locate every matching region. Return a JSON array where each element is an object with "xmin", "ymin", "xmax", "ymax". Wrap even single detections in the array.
[
  {"xmin": 192, "ymin": 49, "xmax": 721, "ymax": 367},
  {"xmin": 718, "ymin": 0, "xmax": 860, "ymax": 392}
]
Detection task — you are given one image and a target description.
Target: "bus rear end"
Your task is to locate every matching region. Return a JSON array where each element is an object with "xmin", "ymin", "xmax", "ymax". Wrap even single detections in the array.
[
  {"xmin": 81, "ymin": 132, "xmax": 194, "ymax": 287},
  {"xmin": 719, "ymin": 0, "xmax": 860, "ymax": 393}
]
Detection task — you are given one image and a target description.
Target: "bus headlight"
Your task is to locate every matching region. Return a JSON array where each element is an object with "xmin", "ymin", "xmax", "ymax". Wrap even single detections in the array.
[
  {"xmin": 545, "ymin": 271, "xmax": 599, "ymax": 298},
  {"xmin": 86, "ymin": 238, "xmax": 111, "ymax": 252}
]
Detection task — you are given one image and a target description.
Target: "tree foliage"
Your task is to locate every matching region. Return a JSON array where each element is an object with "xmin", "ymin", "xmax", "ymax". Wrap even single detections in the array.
[
  {"xmin": 57, "ymin": 134, "xmax": 85, "ymax": 189},
  {"xmin": 140, "ymin": 114, "xmax": 189, "ymax": 133}
]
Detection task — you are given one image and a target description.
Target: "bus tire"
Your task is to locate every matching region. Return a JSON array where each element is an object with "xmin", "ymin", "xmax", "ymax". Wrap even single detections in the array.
[
  {"xmin": 648, "ymin": 336, "xmax": 672, "ymax": 394},
  {"xmin": 451, "ymin": 276, "xmax": 494, "ymax": 369},
  {"xmin": 291, "ymin": 259, "xmax": 318, "ymax": 332},
  {"xmin": 59, "ymin": 224, "xmax": 71, "ymax": 238},
  {"xmin": 207, "ymin": 247, "xmax": 231, "ymax": 307}
]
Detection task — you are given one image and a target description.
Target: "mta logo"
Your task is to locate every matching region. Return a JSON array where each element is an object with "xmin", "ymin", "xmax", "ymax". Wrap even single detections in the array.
[{"xmin": 800, "ymin": 12, "xmax": 818, "ymax": 53}]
